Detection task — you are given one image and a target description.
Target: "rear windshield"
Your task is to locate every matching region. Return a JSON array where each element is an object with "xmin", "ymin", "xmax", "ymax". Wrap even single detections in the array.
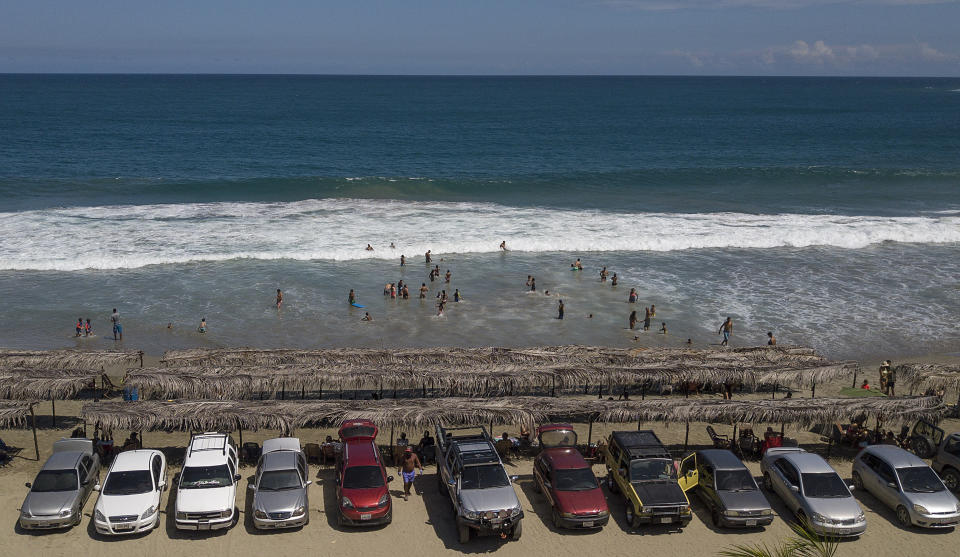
[
  {"xmin": 341, "ymin": 425, "xmax": 376, "ymax": 440},
  {"xmin": 715, "ymin": 469, "xmax": 757, "ymax": 492},
  {"xmin": 554, "ymin": 468, "xmax": 597, "ymax": 491},
  {"xmin": 103, "ymin": 470, "xmax": 153, "ymax": 495},
  {"xmin": 32, "ymin": 469, "xmax": 78, "ymax": 492},
  {"xmin": 180, "ymin": 465, "xmax": 233, "ymax": 489},
  {"xmin": 801, "ymin": 473, "xmax": 849, "ymax": 498},
  {"xmin": 897, "ymin": 466, "xmax": 946, "ymax": 493},
  {"xmin": 630, "ymin": 459, "xmax": 676, "ymax": 481},
  {"xmin": 540, "ymin": 429, "xmax": 577, "ymax": 448},
  {"xmin": 461, "ymin": 464, "xmax": 510, "ymax": 490},
  {"xmin": 343, "ymin": 466, "xmax": 384, "ymax": 489},
  {"xmin": 259, "ymin": 470, "xmax": 303, "ymax": 491}
]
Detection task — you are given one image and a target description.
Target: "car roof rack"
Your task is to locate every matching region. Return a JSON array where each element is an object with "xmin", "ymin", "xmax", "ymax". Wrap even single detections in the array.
[
  {"xmin": 613, "ymin": 430, "xmax": 670, "ymax": 459},
  {"xmin": 454, "ymin": 440, "xmax": 500, "ymax": 465},
  {"xmin": 438, "ymin": 425, "xmax": 489, "ymax": 442},
  {"xmin": 188, "ymin": 432, "xmax": 228, "ymax": 457}
]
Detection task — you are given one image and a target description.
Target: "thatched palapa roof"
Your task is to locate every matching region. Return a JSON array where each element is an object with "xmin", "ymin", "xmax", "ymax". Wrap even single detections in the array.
[
  {"xmin": 0, "ymin": 349, "xmax": 142, "ymax": 370},
  {"xmin": 0, "ymin": 368, "xmax": 102, "ymax": 400},
  {"xmin": 895, "ymin": 363, "xmax": 960, "ymax": 393},
  {"xmin": 80, "ymin": 395, "xmax": 944, "ymax": 433},
  {"xmin": 0, "ymin": 400, "xmax": 37, "ymax": 428}
]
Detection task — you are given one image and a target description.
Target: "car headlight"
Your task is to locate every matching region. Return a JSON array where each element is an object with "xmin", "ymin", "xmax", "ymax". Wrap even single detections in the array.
[
  {"xmin": 723, "ymin": 510, "xmax": 740, "ymax": 517},
  {"xmin": 810, "ymin": 512, "xmax": 829, "ymax": 524},
  {"xmin": 597, "ymin": 509, "xmax": 609, "ymax": 517},
  {"xmin": 176, "ymin": 511, "xmax": 187, "ymax": 520},
  {"xmin": 377, "ymin": 493, "xmax": 389, "ymax": 506},
  {"xmin": 561, "ymin": 511, "xmax": 576, "ymax": 518},
  {"xmin": 254, "ymin": 510, "xmax": 268, "ymax": 519},
  {"xmin": 510, "ymin": 506, "xmax": 522, "ymax": 517},
  {"xmin": 855, "ymin": 512, "xmax": 865, "ymax": 522},
  {"xmin": 220, "ymin": 509, "xmax": 232, "ymax": 519},
  {"xmin": 95, "ymin": 509, "xmax": 105, "ymax": 522},
  {"xmin": 464, "ymin": 510, "xmax": 479, "ymax": 520},
  {"xmin": 59, "ymin": 509, "xmax": 72, "ymax": 518},
  {"xmin": 141, "ymin": 506, "xmax": 156, "ymax": 520},
  {"xmin": 21, "ymin": 509, "xmax": 32, "ymax": 518},
  {"xmin": 760, "ymin": 509, "xmax": 774, "ymax": 516},
  {"xmin": 681, "ymin": 505, "xmax": 691, "ymax": 515},
  {"xmin": 913, "ymin": 504, "xmax": 930, "ymax": 515},
  {"xmin": 639, "ymin": 506, "xmax": 651, "ymax": 514},
  {"xmin": 341, "ymin": 496, "xmax": 354, "ymax": 509},
  {"xmin": 293, "ymin": 506, "xmax": 306, "ymax": 516}
]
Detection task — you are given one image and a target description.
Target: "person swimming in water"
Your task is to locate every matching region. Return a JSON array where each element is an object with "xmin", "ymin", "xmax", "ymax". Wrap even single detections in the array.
[
  {"xmin": 390, "ymin": 242, "xmax": 396, "ymax": 249},
  {"xmin": 600, "ymin": 266, "xmax": 608, "ymax": 282},
  {"xmin": 84, "ymin": 319, "xmax": 92, "ymax": 336},
  {"xmin": 500, "ymin": 240, "xmax": 507, "ymax": 251},
  {"xmin": 419, "ymin": 283, "xmax": 428, "ymax": 298},
  {"xmin": 400, "ymin": 254, "xmax": 405, "ymax": 266},
  {"xmin": 628, "ymin": 288, "xmax": 637, "ymax": 303},
  {"xmin": 649, "ymin": 304, "xmax": 656, "ymax": 317},
  {"xmin": 362, "ymin": 312, "xmax": 373, "ymax": 321},
  {"xmin": 530, "ymin": 277, "xmax": 536, "ymax": 291},
  {"xmin": 629, "ymin": 310, "xmax": 637, "ymax": 330},
  {"xmin": 611, "ymin": 273, "xmax": 618, "ymax": 286},
  {"xmin": 365, "ymin": 244, "xmax": 374, "ymax": 251},
  {"xmin": 767, "ymin": 331, "xmax": 776, "ymax": 345},
  {"xmin": 643, "ymin": 307, "xmax": 651, "ymax": 331},
  {"xmin": 402, "ymin": 284, "xmax": 410, "ymax": 299},
  {"xmin": 659, "ymin": 322, "xmax": 667, "ymax": 334},
  {"xmin": 526, "ymin": 275, "xmax": 532, "ymax": 287},
  {"xmin": 557, "ymin": 300, "xmax": 564, "ymax": 319},
  {"xmin": 445, "ymin": 270, "xmax": 451, "ymax": 283},
  {"xmin": 276, "ymin": 289, "xmax": 283, "ymax": 310},
  {"xmin": 425, "ymin": 250, "xmax": 432, "ymax": 264}
]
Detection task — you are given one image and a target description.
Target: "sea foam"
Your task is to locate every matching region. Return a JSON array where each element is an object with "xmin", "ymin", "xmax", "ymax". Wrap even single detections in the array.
[{"xmin": 1, "ymin": 198, "xmax": 958, "ymax": 271}]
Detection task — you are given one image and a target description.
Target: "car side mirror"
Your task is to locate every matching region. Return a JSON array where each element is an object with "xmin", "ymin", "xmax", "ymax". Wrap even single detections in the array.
[
  {"xmin": 335, "ymin": 476, "xmax": 341, "ymax": 485},
  {"xmin": 158, "ymin": 481, "xmax": 166, "ymax": 489},
  {"xmin": 387, "ymin": 476, "xmax": 394, "ymax": 483},
  {"xmin": 247, "ymin": 483, "xmax": 256, "ymax": 490},
  {"xmin": 789, "ymin": 485, "xmax": 799, "ymax": 492},
  {"xmin": 234, "ymin": 474, "xmax": 242, "ymax": 482},
  {"xmin": 305, "ymin": 480, "xmax": 312, "ymax": 486},
  {"xmin": 886, "ymin": 482, "xmax": 896, "ymax": 489},
  {"xmin": 448, "ymin": 479, "xmax": 457, "ymax": 486},
  {"xmin": 619, "ymin": 468, "xmax": 626, "ymax": 477},
  {"xmin": 25, "ymin": 482, "xmax": 31, "ymax": 489},
  {"xmin": 510, "ymin": 475, "xmax": 519, "ymax": 482},
  {"xmin": 93, "ymin": 484, "xmax": 101, "ymax": 492}
]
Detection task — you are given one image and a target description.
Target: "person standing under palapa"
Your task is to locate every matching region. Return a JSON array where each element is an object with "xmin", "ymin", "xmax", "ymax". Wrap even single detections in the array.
[
  {"xmin": 885, "ymin": 361, "xmax": 896, "ymax": 396},
  {"xmin": 878, "ymin": 360, "xmax": 890, "ymax": 393},
  {"xmin": 719, "ymin": 316, "xmax": 733, "ymax": 346}
]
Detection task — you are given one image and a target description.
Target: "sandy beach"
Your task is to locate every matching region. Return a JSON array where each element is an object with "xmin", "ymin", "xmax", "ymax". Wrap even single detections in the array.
[{"xmin": 1, "ymin": 355, "xmax": 958, "ymax": 557}]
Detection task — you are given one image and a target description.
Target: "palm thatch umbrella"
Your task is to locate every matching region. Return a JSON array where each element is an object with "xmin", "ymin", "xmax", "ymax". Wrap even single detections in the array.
[
  {"xmin": 80, "ymin": 395, "xmax": 945, "ymax": 435},
  {"xmin": 0, "ymin": 349, "xmax": 143, "ymax": 369},
  {"xmin": 0, "ymin": 368, "xmax": 102, "ymax": 400},
  {"xmin": 0, "ymin": 400, "xmax": 40, "ymax": 459},
  {"xmin": 894, "ymin": 363, "xmax": 960, "ymax": 396}
]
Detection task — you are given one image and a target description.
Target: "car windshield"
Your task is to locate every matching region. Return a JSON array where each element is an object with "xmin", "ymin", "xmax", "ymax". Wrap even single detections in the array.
[
  {"xmin": 461, "ymin": 464, "xmax": 510, "ymax": 490},
  {"xmin": 103, "ymin": 470, "xmax": 153, "ymax": 495},
  {"xmin": 180, "ymin": 465, "xmax": 233, "ymax": 489},
  {"xmin": 343, "ymin": 466, "xmax": 384, "ymax": 489},
  {"xmin": 259, "ymin": 470, "xmax": 303, "ymax": 491},
  {"xmin": 630, "ymin": 459, "xmax": 676, "ymax": 481},
  {"xmin": 31, "ymin": 469, "xmax": 78, "ymax": 492},
  {"xmin": 801, "ymin": 473, "xmax": 850, "ymax": 498},
  {"xmin": 897, "ymin": 466, "xmax": 945, "ymax": 493},
  {"xmin": 716, "ymin": 469, "xmax": 757, "ymax": 492},
  {"xmin": 554, "ymin": 468, "xmax": 598, "ymax": 491}
]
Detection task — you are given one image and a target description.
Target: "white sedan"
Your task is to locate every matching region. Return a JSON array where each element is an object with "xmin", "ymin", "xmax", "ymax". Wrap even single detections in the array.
[{"xmin": 93, "ymin": 449, "xmax": 167, "ymax": 535}]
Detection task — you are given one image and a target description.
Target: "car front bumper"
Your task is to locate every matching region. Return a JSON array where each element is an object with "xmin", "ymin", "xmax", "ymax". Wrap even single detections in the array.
[
  {"xmin": 459, "ymin": 512, "xmax": 524, "ymax": 536},
  {"xmin": 339, "ymin": 506, "xmax": 391, "ymax": 526},
  {"xmin": 556, "ymin": 513, "xmax": 609, "ymax": 529},
  {"xmin": 95, "ymin": 512, "xmax": 158, "ymax": 535},
  {"xmin": 254, "ymin": 513, "xmax": 308, "ymax": 530},
  {"xmin": 808, "ymin": 519, "xmax": 866, "ymax": 538},
  {"xmin": 19, "ymin": 515, "xmax": 75, "ymax": 530},
  {"xmin": 718, "ymin": 514, "xmax": 774, "ymax": 528},
  {"xmin": 911, "ymin": 510, "xmax": 960, "ymax": 528},
  {"xmin": 636, "ymin": 513, "xmax": 692, "ymax": 526},
  {"xmin": 175, "ymin": 513, "xmax": 234, "ymax": 531}
]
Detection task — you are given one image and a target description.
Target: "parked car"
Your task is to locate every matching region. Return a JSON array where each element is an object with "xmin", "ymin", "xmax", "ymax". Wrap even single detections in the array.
[
  {"xmin": 761, "ymin": 447, "xmax": 866, "ymax": 537},
  {"xmin": 853, "ymin": 445, "xmax": 960, "ymax": 528},
  {"xmin": 250, "ymin": 438, "xmax": 311, "ymax": 530},
  {"xmin": 602, "ymin": 430, "xmax": 692, "ymax": 528},
  {"xmin": 93, "ymin": 449, "xmax": 167, "ymax": 535},
  {"xmin": 174, "ymin": 432, "xmax": 240, "ymax": 531},
  {"xmin": 931, "ymin": 431, "xmax": 960, "ymax": 491},
  {"xmin": 435, "ymin": 424, "xmax": 523, "ymax": 542},
  {"xmin": 336, "ymin": 420, "xmax": 393, "ymax": 526},
  {"xmin": 907, "ymin": 420, "xmax": 945, "ymax": 459},
  {"xmin": 532, "ymin": 423, "xmax": 609, "ymax": 529},
  {"xmin": 678, "ymin": 449, "xmax": 774, "ymax": 528},
  {"xmin": 19, "ymin": 438, "xmax": 100, "ymax": 530}
]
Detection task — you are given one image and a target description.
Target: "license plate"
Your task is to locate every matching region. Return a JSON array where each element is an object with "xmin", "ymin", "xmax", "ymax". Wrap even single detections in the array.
[
  {"xmin": 745, "ymin": 520, "xmax": 757, "ymax": 526},
  {"xmin": 360, "ymin": 513, "xmax": 371, "ymax": 521},
  {"xmin": 660, "ymin": 517, "xmax": 672, "ymax": 524},
  {"xmin": 582, "ymin": 521, "xmax": 594, "ymax": 527}
]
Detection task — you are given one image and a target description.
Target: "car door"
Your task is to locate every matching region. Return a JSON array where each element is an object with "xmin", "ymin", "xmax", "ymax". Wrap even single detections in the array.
[
  {"xmin": 874, "ymin": 459, "xmax": 900, "ymax": 508},
  {"xmin": 447, "ymin": 452, "xmax": 460, "ymax": 507},
  {"xmin": 699, "ymin": 463, "xmax": 718, "ymax": 510},
  {"xmin": 79, "ymin": 455, "xmax": 96, "ymax": 505},
  {"xmin": 535, "ymin": 458, "xmax": 555, "ymax": 508},
  {"xmin": 773, "ymin": 459, "xmax": 800, "ymax": 510},
  {"xmin": 678, "ymin": 454, "xmax": 698, "ymax": 493},
  {"xmin": 859, "ymin": 454, "xmax": 882, "ymax": 496},
  {"xmin": 151, "ymin": 454, "xmax": 164, "ymax": 510}
]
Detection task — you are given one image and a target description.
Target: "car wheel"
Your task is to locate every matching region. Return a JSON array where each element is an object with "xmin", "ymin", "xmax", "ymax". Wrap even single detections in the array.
[
  {"xmin": 942, "ymin": 468, "xmax": 960, "ymax": 491},
  {"xmin": 625, "ymin": 505, "xmax": 635, "ymax": 526},
  {"xmin": 607, "ymin": 474, "xmax": 618, "ymax": 493},
  {"xmin": 911, "ymin": 437, "xmax": 933, "ymax": 459},
  {"xmin": 533, "ymin": 479, "xmax": 542, "ymax": 494},
  {"xmin": 795, "ymin": 510, "xmax": 810, "ymax": 531},
  {"xmin": 511, "ymin": 520, "xmax": 522, "ymax": 540},
  {"xmin": 852, "ymin": 471, "xmax": 863, "ymax": 490},
  {"xmin": 458, "ymin": 523, "xmax": 471, "ymax": 543},
  {"xmin": 711, "ymin": 508, "xmax": 721, "ymax": 527},
  {"xmin": 763, "ymin": 473, "xmax": 773, "ymax": 491},
  {"xmin": 896, "ymin": 506, "xmax": 912, "ymax": 528},
  {"xmin": 552, "ymin": 509, "xmax": 561, "ymax": 529}
]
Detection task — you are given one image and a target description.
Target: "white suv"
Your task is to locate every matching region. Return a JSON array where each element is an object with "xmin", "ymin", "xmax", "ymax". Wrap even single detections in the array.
[{"xmin": 174, "ymin": 433, "xmax": 240, "ymax": 531}]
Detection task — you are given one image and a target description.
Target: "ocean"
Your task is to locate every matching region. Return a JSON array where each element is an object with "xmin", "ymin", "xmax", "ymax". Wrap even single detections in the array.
[{"xmin": 1, "ymin": 75, "xmax": 958, "ymax": 359}]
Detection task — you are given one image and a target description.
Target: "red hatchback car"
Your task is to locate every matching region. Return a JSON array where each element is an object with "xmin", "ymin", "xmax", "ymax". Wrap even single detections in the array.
[
  {"xmin": 533, "ymin": 423, "xmax": 609, "ymax": 529},
  {"xmin": 335, "ymin": 420, "xmax": 394, "ymax": 526}
]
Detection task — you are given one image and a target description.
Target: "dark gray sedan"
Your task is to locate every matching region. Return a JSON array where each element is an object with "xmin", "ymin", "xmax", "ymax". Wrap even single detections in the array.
[
  {"xmin": 19, "ymin": 438, "xmax": 100, "ymax": 530},
  {"xmin": 678, "ymin": 449, "xmax": 774, "ymax": 527}
]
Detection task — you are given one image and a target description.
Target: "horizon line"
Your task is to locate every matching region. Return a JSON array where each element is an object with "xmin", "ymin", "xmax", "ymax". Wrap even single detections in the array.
[{"xmin": 1, "ymin": 72, "xmax": 959, "ymax": 79}]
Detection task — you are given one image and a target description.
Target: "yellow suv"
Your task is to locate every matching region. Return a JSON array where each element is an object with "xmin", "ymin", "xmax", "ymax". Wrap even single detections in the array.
[{"xmin": 602, "ymin": 430, "xmax": 692, "ymax": 529}]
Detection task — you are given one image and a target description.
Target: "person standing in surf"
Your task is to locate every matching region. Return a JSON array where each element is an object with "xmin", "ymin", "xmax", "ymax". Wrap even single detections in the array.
[
  {"xmin": 643, "ymin": 307, "xmax": 651, "ymax": 331},
  {"xmin": 84, "ymin": 318, "xmax": 92, "ymax": 337},
  {"xmin": 75, "ymin": 317, "xmax": 83, "ymax": 337},
  {"xmin": 276, "ymin": 289, "xmax": 283, "ymax": 310},
  {"xmin": 530, "ymin": 277, "xmax": 536, "ymax": 292},
  {"xmin": 425, "ymin": 250, "xmax": 431, "ymax": 264},
  {"xmin": 629, "ymin": 310, "xmax": 637, "ymax": 330},
  {"xmin": 628, "ymin": 288, "xmax": 637, "ymax": 303},
  {"xmin": 557, "ymin": 300, "xmax": 564, "ymax": 319},
  {"xmin": 419, "ymin": 283, "xmax": 428, "ymax": 298},
  {"xmin": 400, "ymin": 254, "xmax": 405, "ymax": 266},
  {"xmin": 767, "ymin": 331, "xmax": 776, "ymax": 345},
  {"xmin": 349, "ymin": 289, "xmax": 356, "ymax": 305},
  {"xmin": 600, "ymin": 266, "xmax": 608, "ymax": 282},
  {"xmin": 499, "ymin": 240, "xmax": 507, "ymax": 251},
  {"xmin": 111, "ymin": 308, "xmax": 122, "ymax": 341},
  {"xmin": 719, "ymin": 317, "xmax": 733, "ymax": 346}
]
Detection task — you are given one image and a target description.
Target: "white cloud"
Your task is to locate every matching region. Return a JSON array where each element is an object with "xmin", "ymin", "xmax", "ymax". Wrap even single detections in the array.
[
  {"xmin": 666, "ymin": 49, "xmax": 705, "ymax": 67},
  {"xmin": 600, "ymin": 0, "xmax": 959, "ymax": 10},
  {"xmin": 919, "ymin": 43, "xmax": 949, "ymax": 61},
  {"xmin": 789, "ymin": 40, "xmax": 835, "ymax": 65}
]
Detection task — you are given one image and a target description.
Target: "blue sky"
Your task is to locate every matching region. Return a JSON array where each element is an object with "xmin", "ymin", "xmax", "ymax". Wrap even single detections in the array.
[{"xmin": 2, "ymin": 0, "xmax": 959, "ymax": 75}]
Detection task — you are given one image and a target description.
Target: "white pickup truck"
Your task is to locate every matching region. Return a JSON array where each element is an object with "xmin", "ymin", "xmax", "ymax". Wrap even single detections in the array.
[{"xmin": 174, "ymin": 432, "xmax": 240, "ymax": 531}]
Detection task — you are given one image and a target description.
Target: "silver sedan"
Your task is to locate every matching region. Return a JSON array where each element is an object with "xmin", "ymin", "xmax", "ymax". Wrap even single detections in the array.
[
  {"xmin": 249, "ymin": 438, "xmax": 311, "ymax": 530},
  {"xmin": 19, "ymin": 439, "xmax": 100, "ymax": 530},
  {"xmin": 761, "ymin": 448, "xmax": 866, "ymax": 537},
  {"xmin": 852, "ymin": 445, "xmax": 960, "ymax": 528}
]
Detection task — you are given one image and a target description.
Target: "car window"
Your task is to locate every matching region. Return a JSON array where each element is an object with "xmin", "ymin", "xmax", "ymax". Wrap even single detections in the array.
[
  {"xmin": 343, "ymin": 465, "xmax": 385, "ymax": 489},
  {"xmin": 860, "ymin": 454, "xmax": 876, "ymax": 470},
  {"xmin": 103, "ymin": 470, "xmax": 153, "ymax": 495},
  {"xmin": 554, "ymin": 468, "xmax": 598, "ymax": 491},
  {"xmin": 775, "ymin": 459, "xmax": 800, "ymax": 486},
  {"xmin": 944, "ymin": 436, "xmax": 960, "ymax": 457},
  {"xmin": 78, "ymin": 461, "xmax": 89, "ymax": 482},
  {"xmin": 716, "ymin": 469, "xmax": 757, "ymax": 491},
  {"xmin": 297, "ymin": 458, "xmax": 307, "ymax": 482},
  {"xmin": 535, "ymin": 459, "xmax": 550, "ymax": 483},
  {"xmin": 461, "ymin": 464, "xmax": 510, "ymax": 490},
  {"xmin": 180, "ymin": 465, "xmax": 233, "ymax": 489},
  {"xmin": 629, "ymin": 459, "xmax": 675, "ymax": 481},
  {"xmin": 152, "ymin": 455, "xmax": 162, "ymax": 486},
  {"xmin": 227, "ymin": 460, "xmax": 236, "ymax": 479},
  {"xmin": 876, "ymin": 461, "xmax": 896, "ymax": 484},
  {"xmin": 801, "ymin": 473, "xmax": 850, "ymax": 498},
  {"xmin": 678, "ymin": 456, "xmax": 696, "ymax": 476},
  {"xmin": 81, "ymin": 455, "xmax": 94, "ymax": 476},
  {"xmin": 609, "ymin": 443, "xmax": 621, "ymax": 464},
  {"xmin": 260, "ymin": 470, "xmax": 303, "ymax": 491},
  {"xmin": 31, "ymin": 469, "xmax": 79, "ymax": 492},
  {"xmin": 897, "ymin": 466, "xmax": 946, "ymax": 493}
]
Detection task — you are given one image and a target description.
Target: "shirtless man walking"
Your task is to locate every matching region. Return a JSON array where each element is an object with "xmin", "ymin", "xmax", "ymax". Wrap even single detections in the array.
[
  {"xmin": 397, "ymin": 447, "xmax": 423, "ymax": 500},
  {"xmin": 719, "ymin": 317, "xmax": 733, "ymax": 346}
]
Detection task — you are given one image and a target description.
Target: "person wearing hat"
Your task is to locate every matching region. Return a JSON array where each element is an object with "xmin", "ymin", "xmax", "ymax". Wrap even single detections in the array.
[
  {"xmin": 397, "ymin": 446, "xmax": 423, "ymax": 501},
  {"xmin": 879, "ymin": 360, "xmax": 891, "ymax": 394}
]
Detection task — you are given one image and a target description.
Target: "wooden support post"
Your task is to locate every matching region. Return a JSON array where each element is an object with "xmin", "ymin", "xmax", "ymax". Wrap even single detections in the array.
[
  {"xmin": 389, "ymin": 425, "xmax": 395, "ymax": 465},
  {"xmin": 238, "ymin": 426, "xmax": 243, "ymax": 451},
  {"xmin": 551, "ymin": 376, "xmax": 556, "ymax": 397},
  {"xmin": 780, "ymin": 423, "xmax": 785, "ymax": 437},
  {"xmin": 30, "ymin": 404, "xmax": 39, "ymax": 461},
  {"xmin": 139, "ymin": 351, "xmax": 144, "ymax": 368},
  {"xmin": 732, "ymin": 423, "xmax": 738, "ymax": 453},
  {"xmin": 281, "ymin": 380, "xmax": 285, "ymax": 400},
  {"xmin": 852, "ymin": 367, "xmax": 858, "ymax": 389},
  {"xmin": 51, "ymin": 395, "xmax": 56, "ymax": 429},
  {"xmin": 587, "ymin": 417, "xmax": 594, "ymax": 448},
  {"xmin": 684, "ymin": 422, "xmax": 690, "ymax": 453},
  {"xmin": 83, "ymin": 419, "xmax": 87, "ymax": 437},
  {"xmin": 811, "ymin": 382, "xmax": 816, "ymax": 398},
  {"xmin": 772, "ymin": 384, "xmax": 776, "ymax": 400},
  {"xmin": 827, "ymin": 436, "xmax": 833, "ymax": 458}
]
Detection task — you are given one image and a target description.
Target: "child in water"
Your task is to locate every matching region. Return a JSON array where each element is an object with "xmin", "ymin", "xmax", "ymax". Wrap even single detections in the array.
[
  {"xmin": 84, "ymin": 319, "xmax": 92, "ymax": 336},
  {"xmin": 197, "ymin": 318, "xmax": 207, "ymax": 333},
  {"xmin": 659, "ymin": 322, "xmax": 667, "ymax": 334},
  {"xmin": 75, "ymin": 318, "xmax": 83, "ymax": 337}
]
